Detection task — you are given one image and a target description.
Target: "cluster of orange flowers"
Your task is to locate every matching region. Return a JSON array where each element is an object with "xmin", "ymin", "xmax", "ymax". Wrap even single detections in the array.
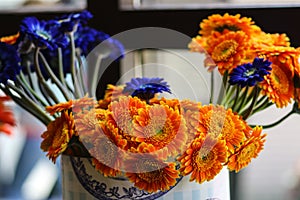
[
  {"xmin": 189, "ymin": 13, "xmax": 300, "ymax": 108},
  {"xmin": 41, "ymin": 83, "xmax": 266, "ymax": 193}
]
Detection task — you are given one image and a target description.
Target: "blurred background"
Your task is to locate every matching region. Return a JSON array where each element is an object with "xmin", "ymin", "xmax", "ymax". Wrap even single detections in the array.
[{"xmin": 1, "ymin": 0, "xmax": 300, "ymax": 199}]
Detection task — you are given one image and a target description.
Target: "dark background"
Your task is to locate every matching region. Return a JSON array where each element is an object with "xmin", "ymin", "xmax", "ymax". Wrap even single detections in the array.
[{"xmin": 1, "ymin": 1, "xmax": 300, "ymax": 199}]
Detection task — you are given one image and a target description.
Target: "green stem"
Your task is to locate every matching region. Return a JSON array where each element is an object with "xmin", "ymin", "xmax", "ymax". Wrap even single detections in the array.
[
  {"xmin": 260, "ymin": 110, "xmax": 294, "ymax": 129},
  {"xmin": 76, "ymin": 53, "xmax": 88, "ymax": 95},
  {"xmin": 38, "ymin": 51, "xmax": 71, "ymax": 101},
  {"xmin": 1, "ymin": 84, "xmax": 52, "ymax": 126},
  {"xmin": 217, "ymin": 71, "xmax": 228, "ymax": 105},
  {"xmin": 90, "ymin": 54, "xmax": 103, "ymax": 97},
  {"xmin": 17, "ymin": 74, "xmax": 48, "ymax": 107},
  {"xmin": 221, "ymin": 84, "xmax": 235, "ymax": 106},
  {"xmin": 57, "ymin": 47, "xmax": 67, "ymax": 88},
  {"xmin": 68, "ymin": 32, "xmax": 82, "ymax": 98},
  {"xmin": 242, "ymin": 86, "xmax": 260, "ymax": 120},
  {"xmin": 210, "ymin": 71, "xmax": 214, "ymax": 104},
  {"xmin": 34, "ymin": 47, "xmax": 60, "ymax": 104},
  {"xmin": 231, "ymin": 86, "xmax": 241, "ymax": 111},
  {"xmin": 236, "ymin": 86, "xmax": 249, "ymax": 112}
]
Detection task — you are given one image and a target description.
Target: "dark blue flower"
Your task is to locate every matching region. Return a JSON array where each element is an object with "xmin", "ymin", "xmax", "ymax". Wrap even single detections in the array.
[
  {"xmin": 56, "ymin": 10, "xmax": 93, "ymax": 32},
  {"xmin": 20, "ymin": 16, "xmax": 68, "ymax": 51},
  {"xmin": 74, "ymin": 25, "xmax": 124, "ymax": 59},
  {"xmin": 123, "ymin": 77, "xmax": 171, "ymax": 101},
  {"xmin": 229, "ymin": 57, "xmax": 272, "ymax": 88},
  {"xmin": 0, "ymin": 42, "xmax": 21, "ymax": 84}
]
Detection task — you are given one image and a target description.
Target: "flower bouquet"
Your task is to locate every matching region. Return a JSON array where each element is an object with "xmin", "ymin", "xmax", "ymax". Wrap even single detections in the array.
[{"xmin": 0, "ymin": 10, "xmax": 299, "ymax": 200}]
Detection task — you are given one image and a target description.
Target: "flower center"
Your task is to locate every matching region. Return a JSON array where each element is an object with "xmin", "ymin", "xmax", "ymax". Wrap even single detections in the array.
[
  {"xmin": 215, "ymin": 25, "xmax": 241, "ymax": 33},
  {"xmin": 195, "ymin": 147, "xmax": 214, "ymax": 167},
  {"xmin": 270, "ymin": 65, "xmax": 289, "ymax": 94},
  {"xmin": 212, "ymin": 40, "xmax": 238, "ymax": 62},
  {"xmin": 244, "ymin": 68, "xmax": 256, "ymax": 77}
]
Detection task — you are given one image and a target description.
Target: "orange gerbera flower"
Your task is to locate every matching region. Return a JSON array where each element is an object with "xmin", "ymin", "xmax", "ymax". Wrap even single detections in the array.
[
  {"xmin": 90, "ymin": 135, "xmax": 122, "ymax": 177},
  {"xmin": 227, "ymin": 126, "xmax": 266, "ymax": 172},
  {"xmin": 178, "ymin": 136, "xmax": 227, "ymax": 184},
  {"xmin": 46, "ymin": 100, "xmax": 73, "ymax": 115},
  {"xmin": 106, "ymin": 96, "xmax": 147, "ymax": 149},
  {"xmin": 41, "ymin": 111, "xmax": 74, "ymax": 163},
  {"xmin": 180, "ymin": 99, "xmax": 203, "ymax": 145},
  {"xmin": 198, "ymin": 105, "xmax": 246, "ymax": 153},
  {"xmin": 0, "ymin": 96, "xmax": 15, "ymax": 135},
  {"xmin": 206, "ymin": 31, "xmax": 251, "ymax": 74},
  {"xmin": 260, "ymin": 59, "xmax": 294, "ymax": 108},
  {"xmin": 125, "ymin": 153, "xmax": 179, "ymax": 193},
  {"xmin": 0, "ymin": 33, "xmax": 20, "ymax": 44},
  {"xmin": 188, "ymin": 35, "xmax": 208, "ymax": 53},
  {"xmin": 98, "ymin": 84, "xmax": 125, "ymax": 109},
  {"xmin": 199, "ymin": 13, "xmax": 260, "ymax": 37},
  {"xmin": 133, "ymin": 104, "xmax": 187, "ymax": 158}
]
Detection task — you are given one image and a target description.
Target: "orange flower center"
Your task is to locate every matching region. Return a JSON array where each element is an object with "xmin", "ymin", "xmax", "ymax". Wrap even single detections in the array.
[
  {"xmin": 195, "ymin": 147, "xmax": 215, "ymax": 167},
  {"xmin": 212, "ymin": 40, "xmax": 238, "ymax": 62},
  {"xmin": 238, "ymin": 142, "xmax": 257, "ymax": 162},
  {"xmin": 270, "ymin": 65, "xmax": 289, "ymax": 94}
]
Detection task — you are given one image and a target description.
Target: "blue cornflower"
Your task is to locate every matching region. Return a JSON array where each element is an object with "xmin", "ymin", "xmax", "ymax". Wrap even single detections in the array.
[
  {"xmin": 123, "ymin": 77, "xmax": 171, "ymax": 101},
  {"xmin": 56, "ymin": 10, "xmax": 93, "ymax": 32},
  {"xmin": 229, "ymin": 57, "xmax": 272, "ymax": 88},
  {"xmin": 0, "ymin": 42, "xmax": 21, "ymax": 84},
  {"xmin": 20, "ymin": 17, "xmax": 68, "ymax": 51}
]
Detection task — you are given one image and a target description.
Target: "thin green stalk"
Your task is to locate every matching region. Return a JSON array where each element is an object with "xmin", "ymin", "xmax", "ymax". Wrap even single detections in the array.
[
  {"xmin": 221, "ymin": 85, "xmax": 235, "ymax": 106},
  {"xmin": 57, "ymin": 48, "xmax": 67, "ymax": 87},
  {"xmin": 68, "ymin": 32, "xmax": 82, "ymax": 98},
  {"xmin": 34, "ymin": 47, "xmax": 60, "ymax": 104},
  {"xmin": 17, "ymin": 74, "xmax": 48, "ymax": 107},
  {"xmin": 25, "ymin": 61, "xmax": 34, "ymax": 89},
  {"xmin": 76, "ymin": 53, "xmax": 88, "ymax": 95},
  {"xmin": 231, "ymin": 86, "xmax": 241, "ymax": 111},
  {"xmin": 209, "ymin": 71, "xmax": 214, "ymax": 104},
  {"xmin": 38, "ymin": 51, "xmax": 71, "ymax": 101},
  {"xmin": 90, "ymin": 54, "xmax": 103, "ymax": 97},
  {"xmin": 242, "ymin": 86, "xmax": 260, "ymax": 120},
  {"xmin": 260, "ymin": 110, "xmax": 294, "ymax": 129},
  {"xmin": 1, "ymin": 84, "xmax": 52, "ymax": 126},
  {"xmin": 217, "ymin": 71, "xmax": 228, "ymax": 105},
  {"xmin": 236, "ymin": 86, "xmax": 249, "ymax": 112}
]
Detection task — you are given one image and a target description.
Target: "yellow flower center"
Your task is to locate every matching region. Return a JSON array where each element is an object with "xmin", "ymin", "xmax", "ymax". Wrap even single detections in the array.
[
  {"xmin": 195, "ymin": 147, "xmax": 215, "ymax": 167},
  {"xmin": 238, "ymin": 142, "xmax": 257, "ymax": 162},
  {"xmin": 270, "ymin": 65, "xmax": 289, "ymax": 94},
  {"xmin": 212, "ymin": 40, "xmax": 238, "ymax": 62}
]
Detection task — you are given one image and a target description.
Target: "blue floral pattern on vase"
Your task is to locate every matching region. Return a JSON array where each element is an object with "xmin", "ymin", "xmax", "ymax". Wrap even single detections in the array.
[{"xmin": 69, "ymin": 156, "xmax": 183, "ymax": 199}]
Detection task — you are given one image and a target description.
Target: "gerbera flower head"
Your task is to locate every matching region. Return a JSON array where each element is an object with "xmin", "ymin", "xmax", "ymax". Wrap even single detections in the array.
[
  {"xmin": 260, "ymin": 56, "xmax": 295, "ymax": 108},
  {"xmin": 56, "ymin": 10, "xmax": 93, "ymax": 32},
  {"xmin": 229, "ymin": 57, "xmax": 272, "ymax": 88},
  {"xmin": 20, "ymin": 16, "xmax": 67, "ymax": 51},
  {"xmin": 132, "ymin": 103, "xmax": 187, "ymax": 158},
  {"xmin": 125, "ymin": 153, "xmax": 180, "ymax": 192},
  {"xmin": 199, "ymin": 13, "xmax": 260, "ymax": 37},
  {"xmin": 227, "ymin": 126, "xmax": 266, "ymax": 172},
  {"xmin": 40, "ymin": 111, "xmax": 75, "ymax": 163},
  {"xmin": 178, "ymin": 136, "xmax": 228, "ymax": 184},
  {"xmin": 90, "ymin": 135, "xmax": 122, "ymax": 177},
  {"xmin": 207, "ymin": 31, "xmax": 251, "ymax": 74},
  {"xmin": 123, "ymin": 77, "xmax": 171, "ymax": 102},
  {"xmin": 198, "ymin": 105, "xmax": 247, "ymax": 153},
  {"xmin": 0, "ymin": 42, "xmax": 21, "ymax": 84}
]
